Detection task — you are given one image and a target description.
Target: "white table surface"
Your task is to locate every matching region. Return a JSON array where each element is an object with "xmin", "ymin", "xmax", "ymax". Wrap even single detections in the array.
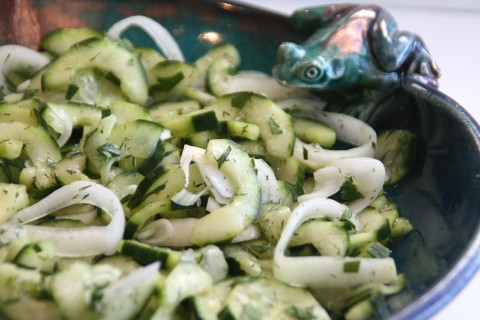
[{"xmin": 235, "ymin": 1, "xmax": 480, "ymax": 319}]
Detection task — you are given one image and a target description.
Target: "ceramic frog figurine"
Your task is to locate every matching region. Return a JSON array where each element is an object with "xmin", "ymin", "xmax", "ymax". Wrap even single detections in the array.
[{"xmin": 273, "ymin": 4, "xmax": 441, "ymax": 119}]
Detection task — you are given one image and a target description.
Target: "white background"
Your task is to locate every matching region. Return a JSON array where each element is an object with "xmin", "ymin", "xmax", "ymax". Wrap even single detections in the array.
[{"xmin": 234, "ymin": 1, "xmax": 480, "ymax": 319}]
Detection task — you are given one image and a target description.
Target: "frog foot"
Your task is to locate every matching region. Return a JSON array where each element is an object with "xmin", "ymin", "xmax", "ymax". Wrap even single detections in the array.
[{"xmin": 402, "ymin": 39, "xmax": 441, "ymax": 87}]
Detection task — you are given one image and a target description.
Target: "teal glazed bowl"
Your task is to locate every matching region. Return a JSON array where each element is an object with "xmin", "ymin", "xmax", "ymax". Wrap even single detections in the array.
[{"xmin": 1, "ymin": 0, "xmax": 480, "ymax": 319}]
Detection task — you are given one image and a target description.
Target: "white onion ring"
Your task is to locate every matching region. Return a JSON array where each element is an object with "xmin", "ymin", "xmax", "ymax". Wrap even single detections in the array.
[
  {"xmin": 107, "ymin": 15, "xmax": 184, "ymax": 61},
  {"xmin": 0, "ymin": 181, "xmax": 125, "ymax": 257}
]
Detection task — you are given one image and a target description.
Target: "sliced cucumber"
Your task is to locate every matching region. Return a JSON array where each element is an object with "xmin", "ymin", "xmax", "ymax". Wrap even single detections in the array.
[
  {"xmin": 294, "ymin": 117, "xmax": 336, "ymax": 148},
  {"xmin": 134, "ymin": 46, "xmax": 165, "ymax": 85},
  {"xmin": 374, "ymin": 129, "xmax": 417, "ymax": 185},
  {"xmin": 160, "ymin": 108, "xmax": 218, "ymax": 137},
  {"xmin": 13, "ymin": 240, "xmax": 56, "ymax": 273},
  {"xmin": 238, "ymin": 92, "xmax": 295, "ymax": 159},
  {"xmin": 109, "ymin": 119, "xmax": 166, "ymax": 173},
  {"xmin": 0, "ymin": 121, "xmax": 61, "ymax": 189},
  {"xmin": 54, "ymin": 154, "xmax": 90, "ymax": 185},
  {"xmin": 0, "ymin": 293, "xmax": 61, "ymax": 320},
  {"xmin": 194, "ymin": 279, "xmax": 236, "ymax": 320},
  {"xmin": 218, "ymin": 277, "xmax": 330, "ymax": 320},
  {"xmin": 207, "ymin": 57, "xmax": 239, "ymax": 97},
  {"xmin": 195, "ymin": 43, "xmax": 240, "ymax": 87},
  {"xmin": 0, "ymin": 99, "xmax": 41, "ymax": 126},
  {"xmin": 109, "ymin": 101, "xmax": 152, "ymax": 124},
  {"xmin": 219, "ymin": 120, "xmax": 260, "ymax": 141},
  {"xmin": 40, "ymin": 36, "xmax": 148, "ymax": 105},
  {"xmin": 154, "ymin": 260, "xmax": 212, "ymax": 319},
  {"xmin": 148, "ymin": 60, "xmax": 197, "ymax": 101},
  {"xmin": 290, "ymin": 219, "xmax": 350, "ymax": 256},
  {"xmin": 149, "ymin": 100, "xmax": 201, "ymax": 123},
  {"xmin": 118, "ymin": 240, "xmax": 181, "ymax": 269},
  {"xmin": 0, "ymin": 139, "xmax": 23, "ymax": 160},
  {"xmin": 0, "ymin": 262, "xmax": 44, "ymax": 302},
  {"xmin": 190, "ymin": 139, "xmax": 261, "ymax": 246},
  {"xmin": 41, "ymin": 27, "xmax": 104, "ymax": 55},
  {"xmin": 0, "ymin": 183, "xmax": 29, "ymax": 223}
]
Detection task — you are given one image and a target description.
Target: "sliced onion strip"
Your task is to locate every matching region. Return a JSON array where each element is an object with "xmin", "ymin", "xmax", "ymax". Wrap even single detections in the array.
[
  {"xmin": 0, "ymin": 44, "xmax": 50, "ymax": 94},
  {"xmin": 274, "ymin": 197, "xmax": 398, "ymax": 288},
  {"xmin": 0, "ymin": 181, "xmax": 125, "ymax": 257},
  {"xmin": 107, "ymin": 15, "xmax": 184, "ymax": 61}
]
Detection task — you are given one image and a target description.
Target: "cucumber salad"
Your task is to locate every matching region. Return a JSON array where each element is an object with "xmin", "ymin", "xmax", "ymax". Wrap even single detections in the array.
[{"xmin": 0, "ymin": 16, "xmax": 418, "ymax": 320}]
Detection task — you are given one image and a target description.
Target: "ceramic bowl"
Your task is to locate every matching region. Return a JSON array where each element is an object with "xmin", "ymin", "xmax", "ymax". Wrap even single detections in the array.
[{"xmin": 1, "ymin": 0, "xmax": 480, "ymax": 319}]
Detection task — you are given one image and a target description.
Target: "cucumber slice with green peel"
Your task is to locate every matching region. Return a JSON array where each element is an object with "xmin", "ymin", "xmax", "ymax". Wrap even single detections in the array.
[
  {"xmin": 374, "ymin": 129, "xmax": 418, "ymax": 185},
  {"xmin": 182, "ymin": 130, "xmax": 219, "ymax": 149},
  {"xmin": 0, "ymin": 183, "xmax": 29, "ymax": 223},
  {"xmin": 195, "ymin": 43, "xmax": 240, "ymax": 86},
  {"xmin": 190, "ymin": 139, "xmax": 262, "ymax": 246},
  {"xmin": 0, "ymin": 99, "xmax": 41, "ymax": 126},
  {"xmin": 194, "ymin": 279, "xmax": 236, "ymax": 320},
  {"xmin": 130, "ymin": 163, "xmax": 206, "ymax": 209},
  {"xmin": 294, "ymin": 117, "xmax": 336, "ymax": 148},
  {"xmin": 237, "ymin": 92, "xmax": 295, "ymax": 159},
  {"xmin": 160, "ymin": 108, "xmax": 219, "ymax": 137},
  {"xmin": 118, "ymin": 240, "xmax": 181, "ymax": 269},
  {"xmin": 134, "ymin": 46, "xmax": 166, "ymax": 85},
  {"xmin": 0, "ymin": 121, "xmax": 61, "ymax": 189},
  {"xmin": 39, "ymin": 36, "xmax": 148, "ymax": 105},
  {"xmin": 106, "ymin": 171, "xmax": 144, "ymax": 202},
  {"xmin": 13, "ymin": 240, "xmax": 57, "ymax": 273},
  {"xmin": 0, "ymin": 140, "xmax": 23, "ymax": 160},
  {"xmin": 149, "ymin": 100, "xmax": 201, "ymax": 123},
  {"xmin": 289, "ymin": 219, "xmax": 350, "ymax": 256},
  {"xmin": 40, "ymin": 27, "xmax": 104, "ymax": 55},
  {"xmin": 54, "ymin": 154, "xmax": 90, "ymax": 185},
  {"xmin": 108, "ymin": 119, "xmax": 167, "ymax": 173},
  {"xmin": 42, "ymin": 101, "xmax": 103, "ymax": 127},
  {"xmin": 206, "ymin": 92, "xmax": 295, "ymax": 158},
  {"xmin": 207, "ymin": 58, "xmax": 238, "ymax": 97},
  {"xmin": 0, "ymin": 262, "xmax": 45, "ymax": 302},
  {"xmin": 148, "ymin": 60, "xmax": 198, "ymax": 101},
  {"xmin": 0, "ymin": 294, "xmax": 62, "ymax": 320},
  {"xmin": 218, "ymin": 120, "xmax": 260, "ymax": 141},
  {"xmin": 109, "ymin": 101, "xmax": 152, "ymax": 124},
  {"xmin": 218, "ymin": 277, "xmax": 330, "ymax": 320}
]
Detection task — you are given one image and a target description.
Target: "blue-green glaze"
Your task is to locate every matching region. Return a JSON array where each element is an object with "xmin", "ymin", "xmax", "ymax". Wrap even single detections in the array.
[{"xmin": 273, "ymin": 4, "xmax": 441, "ymax": 119}]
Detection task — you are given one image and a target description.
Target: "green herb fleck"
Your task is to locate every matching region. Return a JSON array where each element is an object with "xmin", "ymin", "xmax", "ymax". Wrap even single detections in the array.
[
  {"xmin": 97, "ymin": 143, "xmax": 121, "ymax": 163},
  {"xmin": 331, "ymin": 176, "xmax": 364, "ymax": 202},
  {"xmin": 149, "ymin": 72, "xmax": 184, "ymax": 93},
  {"xmin": 344, "ymin": 260, "xmax": 360, "ymax": 273},
  {"xmin": 243, "ymin": 304, "xmax": 262, "ymax": 320},
  {"xmin": 268, "ymin": 117, "xmax": 283, "ymax": 134},
  {"xmin": 216, "ymin": 146, "xmax": 232, "ymax": 169},
  {"xmin": 105, "ymin": 71, "xmax": 121, "ymax": 86},
  {"xmin": 65, "ymin": 85, "xmax": 79, "ymax": 100},
  {"xmin": 285, "ymin": 306, "xmax": 317, "ymax": 320},
  {"xmin": 231, "ymin": 92, "xmax": 253, "ymax": 108},
  {"xmin": 22, "ymin": 89, "xmax": 37, "ymax": 100}
]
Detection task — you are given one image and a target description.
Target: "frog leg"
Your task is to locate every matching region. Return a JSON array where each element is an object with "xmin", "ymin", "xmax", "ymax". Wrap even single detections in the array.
[
  {"xmin": 370, "ymin": 9, "xmax": 441, "ymax": 85},
  {"xmin": 290, "ymin": 4, "xmax": 359, "ymax": 29}
]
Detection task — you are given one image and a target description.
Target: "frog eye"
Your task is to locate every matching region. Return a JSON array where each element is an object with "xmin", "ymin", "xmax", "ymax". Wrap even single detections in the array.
[{"xmin": 302, "ymin": 65, "xmax": 323, "ymax": 81}]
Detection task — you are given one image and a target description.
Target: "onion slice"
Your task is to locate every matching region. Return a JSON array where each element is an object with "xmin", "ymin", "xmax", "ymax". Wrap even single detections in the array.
[
  {"xmin": 298, "ymin": 157, "xmax": 386, "ymax": 214},
  {"xmin": 107, "ymin": 15, "xmax": 184, "ymax": 61},
  {"xmin": 0, "ymin": 44, "xmax": 50, "ymax": 94},
  {"xmin": 277, "ymin": 100, "xmax": 377, "ymax": 170},
  {"xmin": 0, "ymin": 181, "xmax": 125, "ymax": 257},
  {"xmin": 273, "ymin": 197, "xmax": 398, "ymax": 287}
]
